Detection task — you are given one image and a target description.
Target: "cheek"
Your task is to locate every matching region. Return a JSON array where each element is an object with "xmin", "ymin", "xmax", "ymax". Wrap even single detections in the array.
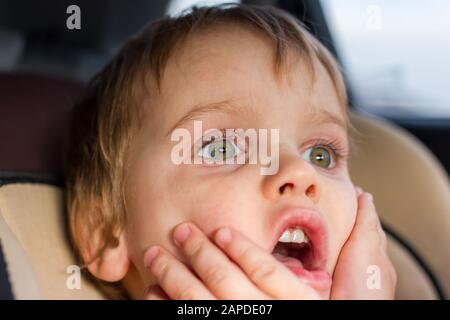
[
  {"xmin": 184, "ymin": 179, "xmax": 256, "ymax": 235},
  {"xmin": 322, "ymin": 180, "xmax": 357, "ymax": 266},
  {"xmin": 127, "ymin": 164, "xmax": 261, "ymax": 253}
]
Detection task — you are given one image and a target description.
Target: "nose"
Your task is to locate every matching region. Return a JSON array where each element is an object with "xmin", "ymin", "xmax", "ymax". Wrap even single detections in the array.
[{"xmin": 262, "ymin": 147, "xmax": 320, "ymax": 203}]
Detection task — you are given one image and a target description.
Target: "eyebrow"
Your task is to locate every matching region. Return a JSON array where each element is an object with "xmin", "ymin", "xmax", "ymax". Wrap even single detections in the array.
[
  {"xmin": 166, "ymin": 99, "xmax": 347, "ymax": 136},
  {"xmin": 305, "ymin": 109, "xmax": 348, "ymax": 132},
  {"xmin": 166, "ymin": 99, "xmax": 252, "ymax": 136}
]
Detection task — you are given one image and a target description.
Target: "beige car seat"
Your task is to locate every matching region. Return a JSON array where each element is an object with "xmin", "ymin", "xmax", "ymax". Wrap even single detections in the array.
[
  {"xmin": 0, "ymin": 74, "xmax": 449, "ymax": 299},
  {"xmin": 348, "ymin": 112, "xmax": 450, "ymax": 299}
]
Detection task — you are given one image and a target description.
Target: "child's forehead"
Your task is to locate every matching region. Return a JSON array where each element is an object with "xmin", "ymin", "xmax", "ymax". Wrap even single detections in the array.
[
  {"xmin": 159, "ymin": 23, "xmax": 316, "ymax": 100},
  {"xmin": 146, "ymin": 23, "xmax": 347, "ymax": 135},
  {"xmin": 164, "ymin": 23, "xmax": 279, "ymax": 77},
  {"xmin": 156, "ymin": 60, "xmax": 346, "ymax": 139}
]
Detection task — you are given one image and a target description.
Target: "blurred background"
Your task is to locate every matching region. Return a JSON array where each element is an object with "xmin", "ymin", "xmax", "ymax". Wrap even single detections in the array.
[{"xmin": 1, "ymin": 0, "xmax": 449, "ymax": 116}]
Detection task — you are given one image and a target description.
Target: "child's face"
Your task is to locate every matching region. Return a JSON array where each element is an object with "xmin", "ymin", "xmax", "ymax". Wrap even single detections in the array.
[{"xmin": 121, "ymin": 24, "xmax": 357, "ymax": 298}]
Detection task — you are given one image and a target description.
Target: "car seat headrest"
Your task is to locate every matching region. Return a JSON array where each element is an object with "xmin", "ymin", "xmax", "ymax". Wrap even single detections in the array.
[{"xmin": 0, "ymin": 73, "xmax": 83, "ymax": 177}]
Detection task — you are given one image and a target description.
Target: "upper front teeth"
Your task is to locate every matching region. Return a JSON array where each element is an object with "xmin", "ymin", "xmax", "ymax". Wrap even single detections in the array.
[{"xmin": 279, "ymin": 228, "xmax": 309, "ymax": 244}]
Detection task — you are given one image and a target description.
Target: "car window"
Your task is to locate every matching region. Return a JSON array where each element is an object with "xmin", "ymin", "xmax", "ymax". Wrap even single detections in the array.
[{"xmin": 321, "ymin": 0, "xmax": 450, "ymax": 118}]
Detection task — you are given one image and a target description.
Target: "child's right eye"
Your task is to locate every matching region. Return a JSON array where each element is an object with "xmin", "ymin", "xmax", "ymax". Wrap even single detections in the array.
[{"xmin": 197, "ymin": 137, "xmax": 242, "ymax": 162}]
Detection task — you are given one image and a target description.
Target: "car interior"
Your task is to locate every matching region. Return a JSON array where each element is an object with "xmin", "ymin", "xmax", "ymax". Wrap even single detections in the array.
[{"xmin": 1, "ymin": 0, "xmax": 449, "ymax": 300}]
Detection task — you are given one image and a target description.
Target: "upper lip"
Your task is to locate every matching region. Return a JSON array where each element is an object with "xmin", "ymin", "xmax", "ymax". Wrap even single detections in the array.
[{"xmin": 269, "ymin": 206, "xmax": 329, "ymax": 270}]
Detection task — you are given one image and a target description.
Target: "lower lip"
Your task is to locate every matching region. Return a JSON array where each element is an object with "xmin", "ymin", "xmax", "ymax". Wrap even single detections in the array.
[{"xmin": 276, "ymin": 256, "xmax": 331, "ymax": 291}]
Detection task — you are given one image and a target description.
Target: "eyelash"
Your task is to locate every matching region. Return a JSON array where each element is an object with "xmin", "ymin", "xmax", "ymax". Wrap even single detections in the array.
[
  {"xmin": 194, "ymin": 130, "xmax": 244, "ymax": 163},
  {"xmin": 200, "ymin": 130, "xmax": 237, "ymax": 148},
  {"xmin": 306, "ymin": 137, "xmax": 349, "ymax": 165}
]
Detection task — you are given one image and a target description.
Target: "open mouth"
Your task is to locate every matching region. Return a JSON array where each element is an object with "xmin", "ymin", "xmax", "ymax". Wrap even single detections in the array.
[
  {"xmin": 269, "ymin": 208, "xmax": 331, "ymax": 291},
  {"xmin": 272, "ymin": 228, "xmax": 314, "ymax": 270}
]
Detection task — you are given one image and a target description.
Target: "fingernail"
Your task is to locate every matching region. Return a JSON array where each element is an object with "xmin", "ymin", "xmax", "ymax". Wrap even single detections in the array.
[
  {"xmin": 215, "ymin": 227, "xmax": 232, "ymax": 247},
  {"xmin": 355, "ymin": 186, "xmax": 363, "ymax": 195},
  {"xmin": 366, "ymin": 192, "xmax": 373, "ymax": 202},
  {"xmin": 144, "ymin": 246, "xmax": 160, "ymax": 267},
  {"xmin": 173, "ymin": 223, "xmax": 191, "ymax": 246}
]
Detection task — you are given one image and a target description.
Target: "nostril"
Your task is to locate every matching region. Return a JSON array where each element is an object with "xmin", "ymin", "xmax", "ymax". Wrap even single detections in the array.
[
  {"xmin": 279, "ymin": 182, "xmax": 294, "ymax": 194},
  {"xmin": 278, "ymin": 183, "xmax": 318, "ymax": 200},
  {"xmin": 306, "ymin": 185, "xmax": 316, "ymax": 199}
]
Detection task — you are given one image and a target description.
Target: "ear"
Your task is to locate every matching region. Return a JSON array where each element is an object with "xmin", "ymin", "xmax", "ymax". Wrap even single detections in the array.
[{"xmin": 85, "ymin": 232, "xmax": 130, "ymax": 282}]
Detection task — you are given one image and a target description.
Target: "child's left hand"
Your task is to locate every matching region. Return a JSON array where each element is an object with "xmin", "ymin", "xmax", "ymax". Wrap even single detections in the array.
[
  {"xmin": 330, "ymin": 187, "xmax": 397, "ymax": 299},
  {"xmin": 143, "ymin": 223, "xmax": 324, "ymax": 300}
]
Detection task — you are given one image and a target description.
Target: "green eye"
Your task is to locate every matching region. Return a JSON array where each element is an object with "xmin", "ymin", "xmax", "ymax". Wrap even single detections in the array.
[
  {"xmin": 199, "ymin": 138, "xmax": 240, "ymax": 162},
  {"xmin": 302, "ymin": 146, "xmax": 333, "ymax": 169}
]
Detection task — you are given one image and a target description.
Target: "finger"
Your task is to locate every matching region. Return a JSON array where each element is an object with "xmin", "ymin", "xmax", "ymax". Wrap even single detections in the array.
[
  {"xmin": 144, "ymin": 246, "xmax": 215, "ymax": 300},
  {"xmin": 353, "ymin": 192, "xmax": 390, "ymax": 265},
  {"xmin": 145, "ymin": 285, "xmax": 170, "ymax": 300},
  {"xmin": 354, "ymin": 185, "xmax": 363, "ymax": 197},
  {"xmin": 172, "ymin": 222, "xmax": 267, "ymax": 299},
  {"xmin": 214, "ymin": 227, "xmax": 322, "ymax": 299},
  {"xmin": 355, "ymin": 192, "xmax": 383, "ymax": 236}
]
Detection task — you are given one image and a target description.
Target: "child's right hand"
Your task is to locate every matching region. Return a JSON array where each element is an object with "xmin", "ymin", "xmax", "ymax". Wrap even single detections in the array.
[{"xmin": 143, "ymin": 222, "xmax": 325, "ymax": 300}]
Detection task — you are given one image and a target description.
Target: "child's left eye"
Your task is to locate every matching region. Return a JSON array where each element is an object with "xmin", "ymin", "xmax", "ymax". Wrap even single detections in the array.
[
  {"xmin": 198, "ymin": 138, "xmax": 241, "ymax": 162},
  {"xmin": 301, "ymin": 145, "xmax": 335, "ymax": 169}
]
